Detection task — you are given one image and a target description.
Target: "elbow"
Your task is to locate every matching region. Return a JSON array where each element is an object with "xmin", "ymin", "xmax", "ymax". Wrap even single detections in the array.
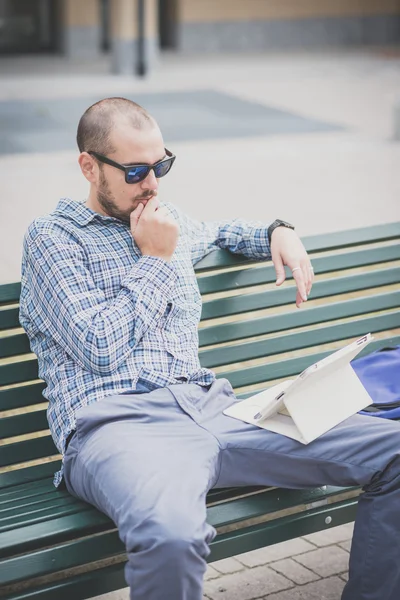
[
  {"xmin": 85, "ymin": 357, "xmax": 118, "ymax": 377},
  {"xmin": 83, "ymin": 350, "xmax": 129, "ymax": 376},
  {"xmin": 77, "ymin": 334, "xmax": 125, "ymax": 375},
  {"xmin": 76, "ymin": 317, "xmax": 139, "ymax": 376}
]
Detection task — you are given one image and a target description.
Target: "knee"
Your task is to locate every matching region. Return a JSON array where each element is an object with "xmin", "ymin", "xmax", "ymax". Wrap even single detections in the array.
[{"xmin": 125, "ymin": 512, "xmax": 215, "ymax": 561}]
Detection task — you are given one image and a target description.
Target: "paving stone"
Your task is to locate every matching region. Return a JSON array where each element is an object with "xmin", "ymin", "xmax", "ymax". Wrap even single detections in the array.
[
  {"xmin": 91, "ymin": 590, "xmax": 129, "ymax": 600},
  {"xmin": 269, "ymin": 558, "xmax": 320, "ymax": 585},
  {"xmin": 338, "ymin": 539, "xmax": 352, "ymax": 552},
  {"xmin": 204, "ymin": 565, "xmax": 293, "ymax": 600},
  {"xmin": 236, "ymin": 538, "xmax": 316, "ymax": 568},
  {"xmin": 205, "ymin": 565, "xmax": 222, "ymax": 580},
  {"xmin": 263, "ymin": 575, "xmax": 346, "ymax": 599},
  {"xmin": 339, "ymin": 572, "xmax": 349, "ymax": 582},
  {"xmin": 294, "ymin": 545, "xmax": 350, "ymax": 577},
  {"xmin": 211, "ymin": 556, "xmax": 245, "ymax": 574},
  {"xmin": 302, "ymin": 522, "xmax": 354, "ymax": 547}
]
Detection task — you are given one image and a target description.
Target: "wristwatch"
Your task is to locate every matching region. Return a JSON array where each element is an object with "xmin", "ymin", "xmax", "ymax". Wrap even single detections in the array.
[{"xmin": 267, "ymin": 219, "xmax": 295, "ymax": 243}]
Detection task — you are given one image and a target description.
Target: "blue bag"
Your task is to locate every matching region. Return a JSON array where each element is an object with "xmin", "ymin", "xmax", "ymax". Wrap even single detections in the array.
[{"xmin": 351, "ymin": 346, "xmax": 400, "ymax": 419}]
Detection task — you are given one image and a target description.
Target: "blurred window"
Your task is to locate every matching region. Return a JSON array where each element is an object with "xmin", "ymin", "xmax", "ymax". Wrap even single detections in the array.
[
  {"xmin": 159, "ymin": 0, "xmax": 178, "ymax": 50},
  {"xmin": 0, "ymin": 0, "xmax": 57, "ymax": 53}
]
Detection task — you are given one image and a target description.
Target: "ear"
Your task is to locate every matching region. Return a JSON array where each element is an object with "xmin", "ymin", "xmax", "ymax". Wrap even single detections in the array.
[{"xmin": 78, "ymin": 152, "xmax": 98, "ymax": 184}]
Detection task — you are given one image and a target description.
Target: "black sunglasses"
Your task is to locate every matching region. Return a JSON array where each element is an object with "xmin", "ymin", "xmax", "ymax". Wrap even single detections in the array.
[{"xmin": 89, "ymin": 148, "xmax": 176, "ymax": 184}]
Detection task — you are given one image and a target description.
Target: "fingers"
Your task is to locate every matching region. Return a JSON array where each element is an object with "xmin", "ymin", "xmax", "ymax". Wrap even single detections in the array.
[
  {"xmin": 306, "ymin": 264, "xmax": 314, "ymax": 296},
  {"xmin": 272, "ymin": 250, "xmax": 286, "ymax": 287},
  {"xmin": 156, "ymin": 205, "xmax": 171, "ymax": 219},
  {"xmin": 301, "ymin": 263, "xmax": 313, "ymax": 297},
  {"xmin": 295, "ymin": 289, "xmax": 303, "ymax": 309},
  {"xmin": 140, "ymin": 195, "xmax": 159, "ymax": 215},
  {"xmin": 130, "ymin": 202, "xmax": 144, "ymax": 233},
  {"xmin": 292, "ymin": 268, "xmax": 308, "ymax": 306},
  {"xmin": 292, "ymin": 262, "xmax": 314, "ymax": 307}
]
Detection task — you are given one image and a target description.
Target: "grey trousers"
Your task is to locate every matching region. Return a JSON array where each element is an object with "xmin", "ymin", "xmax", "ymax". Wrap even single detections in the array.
[{"xmin": 63, "ymin": 378, "xmax": 400, "ymax": 600}]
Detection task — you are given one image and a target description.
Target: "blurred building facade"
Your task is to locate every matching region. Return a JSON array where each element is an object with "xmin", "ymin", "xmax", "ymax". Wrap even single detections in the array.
[{"xmin": 1, "ymin": 0, "xmax": 399, "ymax": 73}]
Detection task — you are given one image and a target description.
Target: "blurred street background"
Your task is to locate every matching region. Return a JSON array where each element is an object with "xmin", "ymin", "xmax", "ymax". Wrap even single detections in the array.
[
  {"xmin": 0, "ymin": 1, "xmax": 399, "ymax": 286},
  {"xmin": 0, "ymin": 1, "xmax": 400, "ymax": 598}
]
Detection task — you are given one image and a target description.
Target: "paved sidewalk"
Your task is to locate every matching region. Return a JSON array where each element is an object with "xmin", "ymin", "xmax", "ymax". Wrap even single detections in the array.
[{"xmin": 89, "ymin": 522, "xmax": 354, "ymax": 600}]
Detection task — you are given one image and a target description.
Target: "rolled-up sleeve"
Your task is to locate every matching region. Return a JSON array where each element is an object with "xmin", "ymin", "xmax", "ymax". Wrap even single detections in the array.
[{"xmin": 167, "ymin": 204, "xmax": 272, "ymax": 265}]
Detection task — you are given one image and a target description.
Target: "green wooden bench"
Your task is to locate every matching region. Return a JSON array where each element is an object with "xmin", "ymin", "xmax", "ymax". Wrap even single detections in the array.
[{"xmin": 0, "ymin": 221, "xmax": 399, "ymax": 599}]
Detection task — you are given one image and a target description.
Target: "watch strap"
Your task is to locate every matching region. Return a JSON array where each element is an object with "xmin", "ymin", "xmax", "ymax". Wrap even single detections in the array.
[{"xmin": 267, "ymin": 219, "xmax": 295, "ymax": 244}]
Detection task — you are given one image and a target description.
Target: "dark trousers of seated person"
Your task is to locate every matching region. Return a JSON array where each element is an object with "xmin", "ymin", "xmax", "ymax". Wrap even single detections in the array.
[{"xmin": 63, "ymin": 378, "xmax": 400, "ymax": 600}]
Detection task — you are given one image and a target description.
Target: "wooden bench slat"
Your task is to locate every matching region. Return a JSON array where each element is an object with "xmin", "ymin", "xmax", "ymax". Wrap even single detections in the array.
[
  {"xmin": 0, "ymin": 307, "xmax": 19, "ymax": 331},
  {"xmin": 198, "ymin": 244, "xmax": 400, "ymax": 295},
  {"xmin": 0, "ymin": 382, "xmax": 46, "ymax": 413},
  {"xmin": 194, "ymin": 222, "xmax": 400, "ymax": 272},
  {"xmin": 0, "ymin": 561, "xmax": 127, "ymax": 600},
  {"xmin": 0, "ymin": 283, "xmax": 21, "ymax": 305},
  {"xmin": 0, "ymin": 529, "xmax": 122, "ymax": 587},
  {"xmin": 0, "ymin": 488, "xmax": 81, "ymax": 532},
  {"xmin": 0, "ymin": 334, "xmax": 31, "ymax": 359},
  {"xmin": 210, "ymin": 496, "xmax": 358, "ymax": 563},
  {"xmin": 0, "ymin": 501, "xmax": 89, "ymax": 537},
  {"xmin": 0, "ymin": 508, "xmax": 110, "ymax": 559},
  {"xmin": 0, "ymin": 461, "xmax": 61, "ymax": 492},
  {"xmin": 199, "ymin": 310, "xmax": 400, "ymax": 368},
  {"xmin": 199, "ymin": 290, "xmax": 400, "ymax": 346},
  {"xmin": 2, "ymin": 289, "xmax": 398, "ymax": 364},
  {"xmin": 0, "ymin": 489, "xmax": 63, "ymax": 514},
  {"xmin": 201, "ymin": 266, "xmax": 400, "ymax": 320},
  {"xmin": 1, "ymin": 302, "xmax": 397, "ymax": 421},
  {"xmin": 0, "ymin": 223, "xmax": 398, "ymax": 597},
  {"xmin": 301, "ymin": 221, "xmax": 400, "ymax": 253},
  {"xmin": 0, "ymin": 485, "xmax": 353, "ymax": 583},
  {"xmin": 0, "ymin": 358, "xmax": 39, "ymax": 387},
  {"xmin": 0, "ymin": 498, "xmax": 358, "ymax": 599},
  {"xmin": 207, "ymin": 485, "xmax": 355, "ymax": 529},
  {"xmin": 0, "ymin": 479, "xmax": 55, "ymax": 503},
  {"xmin": 221, "ymin": 335, "xmax": 400, "ymax": 389},
  {"xmin": 0, "ymin": 410, "xmax": 49, "ymax": 440},
  {"xmin": 0, "ymin": 436, "xmax": 58, "ymax": 469}
]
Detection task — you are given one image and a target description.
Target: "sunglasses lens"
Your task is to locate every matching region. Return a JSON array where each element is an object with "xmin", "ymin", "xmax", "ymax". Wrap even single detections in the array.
[
  {"xmin": 126, "ymin": 166, "xmax": 149, "ymax": 184},
  {"xmin": 154, "ymin": 158, "xmax": 174, "ymax": 179}
]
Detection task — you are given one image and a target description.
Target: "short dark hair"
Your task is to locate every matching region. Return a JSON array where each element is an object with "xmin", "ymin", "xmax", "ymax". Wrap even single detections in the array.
[{"xmin": 76, "ymin": 97, "xmax": 154, "ymax": 155}]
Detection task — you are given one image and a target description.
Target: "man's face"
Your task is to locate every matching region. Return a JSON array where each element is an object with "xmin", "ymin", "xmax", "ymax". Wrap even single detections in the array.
[{"xmin": 92, "ymin": 121, "xmax": 166, "ymax": 224}]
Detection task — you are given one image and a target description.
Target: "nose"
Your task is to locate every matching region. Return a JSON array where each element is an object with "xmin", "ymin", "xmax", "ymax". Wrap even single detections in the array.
[{"xmin": 140, "ymin": 168, "xmax": 158, "ymax": 192}]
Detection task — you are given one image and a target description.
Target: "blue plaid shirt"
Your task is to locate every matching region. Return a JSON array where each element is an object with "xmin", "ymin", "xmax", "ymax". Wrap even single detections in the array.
[{"xmin": 19, "ymin": 198, "xmax": 272, "ymax": 487}]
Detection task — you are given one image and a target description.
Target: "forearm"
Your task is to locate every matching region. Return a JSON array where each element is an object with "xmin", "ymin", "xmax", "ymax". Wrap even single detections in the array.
[
  {"xmin": 70, "ymin": 256, "xmax": 177, "ymax": 374},
  {"xmin": 165, "ymin": 203, "xmax": 272, "ymax": 264},
  {"xmin": 22, "ymin": 232, "xmax": 177, "ymax": 376},
  {"xmin": 214, "ymin": 220, "xmax": 272, "ymax": 259}
]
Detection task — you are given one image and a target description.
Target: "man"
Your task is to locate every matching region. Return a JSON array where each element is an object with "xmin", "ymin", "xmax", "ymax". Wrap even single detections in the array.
[{"xmin": 20, "ymin": 97, "xmax": 400, "ymax": 600}]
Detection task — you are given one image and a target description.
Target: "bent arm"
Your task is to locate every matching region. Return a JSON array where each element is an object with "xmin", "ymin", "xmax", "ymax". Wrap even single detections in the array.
[
  {"xmin": 21, "ymin": 231, "xmax": 177, "ymax": 375},
  {"xmin": 168, "ymin": 204, "xmax": 272, "ymax": 265}
]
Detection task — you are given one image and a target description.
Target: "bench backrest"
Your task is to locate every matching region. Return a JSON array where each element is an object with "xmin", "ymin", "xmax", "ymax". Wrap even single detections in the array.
[{"xmin": 1, "ymin": 222, "xmax": 399, "ymax": 487}]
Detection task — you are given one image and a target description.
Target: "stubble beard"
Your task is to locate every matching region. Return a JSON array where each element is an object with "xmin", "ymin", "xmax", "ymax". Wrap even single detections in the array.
[
  {"xmin": 97, "ymin": 169, "xmax": 156, "ymax": 224},
  {"xmin": 97, "ymin": 170, "xmax": 131, "ymax": 224}
]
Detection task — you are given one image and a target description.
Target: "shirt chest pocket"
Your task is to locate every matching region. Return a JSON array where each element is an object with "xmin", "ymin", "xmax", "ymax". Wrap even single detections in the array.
[{"xmin": 162, "ymin": 290, "xmax": 202, "ymax": 332}]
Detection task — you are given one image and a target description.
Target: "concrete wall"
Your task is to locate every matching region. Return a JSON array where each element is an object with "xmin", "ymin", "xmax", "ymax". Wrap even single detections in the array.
[
  {"xmin": 180, "ymin": 0, "xmax": 400, "ymax": 22},
  {"xmin": 179, "ymin": 0, "xmax": 400, "ymax": 52},
  {"xmin": 61, "ymin": 0, "xmax": 101, "ymax": 59},
  {"xmin": 111, "ymin": 0, "xmax": 158, "ymax": 75}
]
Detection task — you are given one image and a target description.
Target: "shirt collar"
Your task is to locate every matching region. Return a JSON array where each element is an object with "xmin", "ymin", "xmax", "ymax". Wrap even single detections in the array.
[{"xmin": 54, "ymin": 198, "xmax": 120, "ymax": 226}]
